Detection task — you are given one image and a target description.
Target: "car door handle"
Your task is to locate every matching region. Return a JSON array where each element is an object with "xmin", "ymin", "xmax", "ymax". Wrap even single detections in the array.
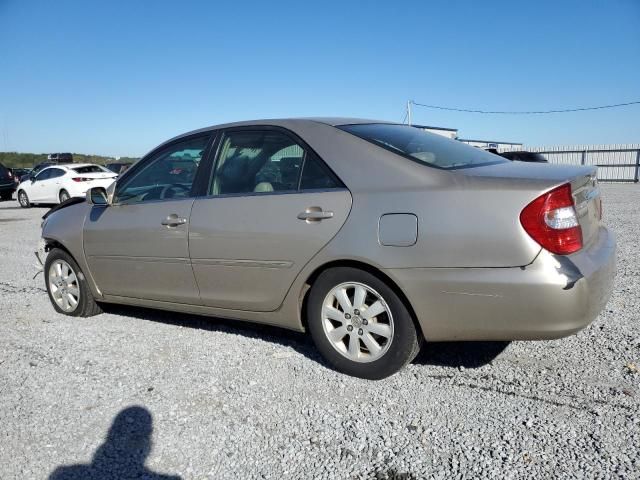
[
  {"xmin": 161, "ymin": 214, "xmax": 187, "ymax": 227},
  {"xmin": 297, "ymin": 207, "xmax": 334, "ymax": 222}
]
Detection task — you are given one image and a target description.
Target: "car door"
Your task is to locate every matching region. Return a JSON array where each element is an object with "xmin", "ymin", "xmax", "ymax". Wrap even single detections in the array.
[
  {"xmin": 189, "ymin": 127, "xmax": 352, "ymax": 312},
  {"xmin": 43, "ymin": 167, "xmax": 66, "ymax": 202},
  {"xmin": 28, "ymin": 168, "xmax": 54, "ymax": 201},
  {"xmin": 83, "ymin": 133, "xmax": 213, "ymax": 303}
]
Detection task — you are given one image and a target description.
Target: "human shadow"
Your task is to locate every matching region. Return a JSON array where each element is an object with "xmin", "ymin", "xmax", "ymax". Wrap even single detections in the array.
[
  {"xmin": 49, "ymin": 406, "xmax": 181, "ymax": 480},
  {"xmin": 413, "ymin": 341, "xmax": 510, "ymax": 368}
]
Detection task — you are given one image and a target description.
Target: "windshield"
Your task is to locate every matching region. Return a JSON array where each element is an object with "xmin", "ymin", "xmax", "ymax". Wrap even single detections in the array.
[{"xmin": 339, "ymin": 124, "xmax": 507, "ymax": 170}]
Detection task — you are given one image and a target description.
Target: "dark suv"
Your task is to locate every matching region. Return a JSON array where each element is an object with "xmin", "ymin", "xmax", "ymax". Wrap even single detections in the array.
[
  {"xmin": 0, "ymin": 163, "xmax": 16, "ymax": 200},
  {"xmin": 48, "ymin": 153, "xmax": 74, "ymax": 163}
]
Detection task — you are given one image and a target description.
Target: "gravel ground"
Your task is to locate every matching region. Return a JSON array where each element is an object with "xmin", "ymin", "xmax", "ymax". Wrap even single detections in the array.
[{"xmin": 0, "ymin": 184, "xmax": 638, "ymax": 479}]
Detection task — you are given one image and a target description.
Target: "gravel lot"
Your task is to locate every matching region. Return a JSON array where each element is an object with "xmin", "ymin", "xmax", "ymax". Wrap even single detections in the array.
[{"xmin": 0, "ymin": 184, "xmax": 638, "ymax": 479}]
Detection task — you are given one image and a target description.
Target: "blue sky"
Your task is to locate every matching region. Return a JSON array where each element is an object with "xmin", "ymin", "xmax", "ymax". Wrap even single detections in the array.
[{"xmin": 1, "ymin": 0, "xmax": 638, "ymax": 157}]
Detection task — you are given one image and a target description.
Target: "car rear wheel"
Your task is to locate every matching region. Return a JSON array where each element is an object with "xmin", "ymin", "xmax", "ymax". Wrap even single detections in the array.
[
  {"xmin": 307, "ymin": 267, "xmax": 421, "ymax": 380},
  {"xmin": 59, "ymin": 190, "xmax": 70, "ymax": 203},
  {"xmin": 18, "ymin": 190, "xmax": 31, "ymax": 208},
  {"xmin": 45, "ymin": 248, "xmax": 102, "ymax": 317}
]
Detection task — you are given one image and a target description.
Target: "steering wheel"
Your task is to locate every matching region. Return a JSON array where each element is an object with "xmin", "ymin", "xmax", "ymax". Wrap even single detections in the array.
[{"xmin": 159, "ymin": 183, "xmax": 190, "ymax": 200}]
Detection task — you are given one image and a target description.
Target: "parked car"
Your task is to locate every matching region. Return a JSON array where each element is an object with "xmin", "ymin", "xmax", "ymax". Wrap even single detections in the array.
[
  {"xmin": 105, "ymin": 162, "xmax": 132, "ymax": 174},
  {"xmin": 500, "ymin": 151, "xmax": 548, "ymax": 163},
  {"xmin": 20, "ymin": 156, "xmax": 75, "ymax": 183},
  {"xmin": 0, "ymin": 163, "xmax": 16, "ymax": 200},
  {"xmin": 20, "ymin": 162, "xmax": 54, "ymax": 182},
  {"xmin": 9, "ymin": 168, "xmax": 31, "ymax": 185},
  {"xmin": 39, "ymin": 119, "xmax": 616, "ymax": 379},
  {"xmin": 17, "ymin": 163, "xmax": 117, "ymax": 207},
  {"xmin": 47, "ymin": 153, "xmax": 74, "ymax": 163}
]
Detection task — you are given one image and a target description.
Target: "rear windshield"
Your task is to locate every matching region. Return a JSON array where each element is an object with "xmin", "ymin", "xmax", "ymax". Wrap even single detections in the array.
[
  {"xmin": 72, "ymin": 165, "xmax": 109, "ymax": 174},
  {"xmin": 338, "ymin": 124, "xmax": 507, "ymax": 170}
]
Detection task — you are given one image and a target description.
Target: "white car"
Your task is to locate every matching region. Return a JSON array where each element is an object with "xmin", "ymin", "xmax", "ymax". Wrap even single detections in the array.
[{"xmin": 17, "ymin": 164, "xmax": 117, "ymax": 207}]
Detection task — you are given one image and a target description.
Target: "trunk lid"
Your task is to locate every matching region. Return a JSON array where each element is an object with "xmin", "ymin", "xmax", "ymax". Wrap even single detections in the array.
[
  {"xmin": 462, "ymin": 161, "xmax": 602, "ymax": 249},
  {"xmin": 78, "ymin": 172, "xmax": 117, "ymax": 180}
]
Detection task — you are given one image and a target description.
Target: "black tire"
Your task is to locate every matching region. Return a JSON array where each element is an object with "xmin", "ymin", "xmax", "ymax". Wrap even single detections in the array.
[
  {"xmin": 44, "ymin": 248, "xmax": 102, "ymax": 317},
  {"xmin": 59, "ymin": 190, "xmax": 70, "ymax": 203},
  {"xmin": 307, "ymin": 267, "xmax": 421, "ymax": 380},
  {"xmin": 17, "ymin": 190, "xmax": 31, "ymax": 208}
]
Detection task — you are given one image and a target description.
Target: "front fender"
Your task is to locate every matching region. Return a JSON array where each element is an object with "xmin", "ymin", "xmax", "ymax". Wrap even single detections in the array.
[{"xmin": 42, "ymin": 202, "xmax": 103, "ymax": 298}]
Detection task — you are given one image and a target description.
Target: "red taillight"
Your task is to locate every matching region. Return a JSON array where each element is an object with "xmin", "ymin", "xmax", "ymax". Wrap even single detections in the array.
[
  {"xmin": 520, "ymin": 183, "xmax": 583, "ymax": 255},
  {"xmin": 72, "ymin": 177, "xmax": 92, "ymax": 182}
]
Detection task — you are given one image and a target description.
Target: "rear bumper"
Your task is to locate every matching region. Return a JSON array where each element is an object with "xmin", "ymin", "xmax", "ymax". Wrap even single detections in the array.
[{"xmin": 385, "ymin": 227, "xmax": 616, "ymax": 341}]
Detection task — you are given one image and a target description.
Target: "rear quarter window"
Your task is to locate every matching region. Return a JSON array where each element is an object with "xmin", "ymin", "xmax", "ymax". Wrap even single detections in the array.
[{"xmin": 338, "ymin": 124, "xmax": 507, "ymax": 170}]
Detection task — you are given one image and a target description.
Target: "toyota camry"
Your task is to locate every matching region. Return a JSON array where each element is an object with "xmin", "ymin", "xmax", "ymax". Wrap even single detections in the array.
[{"xmin": 39, "ymin": 118, "xmax": 616, "ymax": 379}]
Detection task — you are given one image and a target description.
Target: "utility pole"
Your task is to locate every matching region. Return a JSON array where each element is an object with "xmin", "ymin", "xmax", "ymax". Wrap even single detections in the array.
[{"xmin": 406, "ymin": 100, "xmax": 412, "ymax": 125}]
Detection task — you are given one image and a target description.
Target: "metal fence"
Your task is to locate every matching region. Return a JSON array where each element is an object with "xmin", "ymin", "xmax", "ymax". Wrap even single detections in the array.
[{"xmin": 498, "ymin": 144, "xmax": 640, "ymax": 182}]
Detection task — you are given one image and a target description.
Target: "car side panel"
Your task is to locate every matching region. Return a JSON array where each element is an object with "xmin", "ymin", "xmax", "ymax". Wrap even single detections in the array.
[
  {"xmin": 41, "ymin": 202, "xmax": 104, "ymax": 299},
  {"xmin": 189, "ymin": 190, "xmax": 352, "ymax": 311},
  {"xmin": 82, "ymin": 199, "xmax": 200, "ymax": 303}
]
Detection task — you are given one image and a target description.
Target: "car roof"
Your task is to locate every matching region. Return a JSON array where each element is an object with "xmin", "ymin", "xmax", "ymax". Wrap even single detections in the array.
[
  {"xmin": 162, "ymin": 117, "xmax": 396, "ymax": 146},
  {"xmin": 41, "ymin": 163, "xmax": 102, "ymax": 171}
]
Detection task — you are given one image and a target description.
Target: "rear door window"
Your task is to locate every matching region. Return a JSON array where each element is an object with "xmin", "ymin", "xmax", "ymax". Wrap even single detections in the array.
[
  {"xmin": 48, "ymin": 168, "xmax": 66, "ymax": 179},
  {"xmin": 36, "ymin": 169, "xmax": 53, "ymax": 181},
  {"xmin": 211, "ymin": 131, "xmax": 304, "ymax": 195},
  {"xmin": 210, "ymin": 129, "xmax": 344, "ymax": 195},
  {"xmin": 300, "ymin": 154, "xmax": 341, "ymax": 190}
]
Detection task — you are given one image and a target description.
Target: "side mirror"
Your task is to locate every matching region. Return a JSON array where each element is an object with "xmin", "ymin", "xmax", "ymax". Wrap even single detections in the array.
[{"xmin": 86, "ymin": 187, "xmax": 109, "ymax": 206}]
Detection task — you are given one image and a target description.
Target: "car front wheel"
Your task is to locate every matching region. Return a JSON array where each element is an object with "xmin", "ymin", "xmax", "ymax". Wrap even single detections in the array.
[
  {"xmin": 307, "ymin": 267, "xmax": 421, "ymax": 380},
  {"xmin": 45, "ymin": 248, "xmax": 102, "ymax": 317},
  {"xmin": 18, "ymin": 190, "xmax": 31, "ymax": 208}
]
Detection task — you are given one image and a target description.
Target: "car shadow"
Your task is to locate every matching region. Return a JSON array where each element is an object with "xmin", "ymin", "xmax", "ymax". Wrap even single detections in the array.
[
  {"xmin": 412, "ymin": 341, "xmax": 510, "ymax": 368},
  {"xmin": 49, "ymin": 406, "xmax": 181, "ymax": 479},
  {"xmin": 101, "ymin": 303, "xmax": 326, "ymax": 363},
  {"xmin": 102, "ymin": 304, "xmax": 509, "ymax": 370}
]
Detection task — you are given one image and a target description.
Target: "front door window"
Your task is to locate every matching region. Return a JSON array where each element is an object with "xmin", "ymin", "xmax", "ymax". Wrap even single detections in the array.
[{"xmin": 115, "ymin": 136, "xmax": 209, "ymax": 204}]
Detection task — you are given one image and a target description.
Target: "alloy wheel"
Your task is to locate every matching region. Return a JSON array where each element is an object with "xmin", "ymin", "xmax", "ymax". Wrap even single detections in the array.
[
  {"xmin": 321, "ymin": 282, "xmax": 394, "ymax": 363},
  {"xmin": 48, "ymin": 259, "xmax": 80, "ymax": 313}
]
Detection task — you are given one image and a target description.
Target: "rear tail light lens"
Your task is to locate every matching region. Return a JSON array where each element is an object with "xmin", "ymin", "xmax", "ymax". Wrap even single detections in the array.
[
  {"xmin": 72, "ymin": 177, "xmax": 92, "ymax": 182},
  {"xmin": 520, "ymin": 183, "xmax": 583, "ymax": 255}
]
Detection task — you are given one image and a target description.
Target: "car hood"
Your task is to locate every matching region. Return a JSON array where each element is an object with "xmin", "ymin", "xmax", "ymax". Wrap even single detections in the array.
[{"xmin": 42, "ymin": 197, "xmax": 86, "ymax": 221}]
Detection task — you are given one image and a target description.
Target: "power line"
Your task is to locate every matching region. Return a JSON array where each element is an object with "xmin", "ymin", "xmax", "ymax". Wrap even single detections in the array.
[{"xmin": 410, "ymin": 99, "xmax": 640, "ymax": 115}]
